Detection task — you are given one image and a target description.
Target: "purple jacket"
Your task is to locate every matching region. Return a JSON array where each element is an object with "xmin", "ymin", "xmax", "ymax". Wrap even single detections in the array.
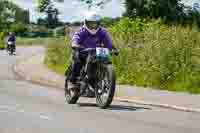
[
  {"xmin": 8, "ymin": 35, "xmax": 16, "ymax": 42},
  {"xmin": 72, "ymin": 26, "xmax": 113, "ymax": 49}
]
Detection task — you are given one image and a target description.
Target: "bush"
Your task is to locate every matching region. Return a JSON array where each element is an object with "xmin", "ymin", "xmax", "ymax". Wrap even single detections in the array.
[
  {"xmin": 10, "ymin": 23, "xmax": 28, "ymax": 36},
  {"xmin": 0, "ymin": 32, "xmax": 6, "ymax": 49},
  {"xmin": 44, "ymin": 37, "xmax": 71, "ymax": 74},
  {"xmin": 109, "ymin": 17, "xmax": 200, "ymax": 93},
  {"xmin": 44, "ymin": 18, "xmax": 200, "ymax": 94},
  {"xmin": 0, "ymin": 40, "xmax": 5, "ymax": 49}
]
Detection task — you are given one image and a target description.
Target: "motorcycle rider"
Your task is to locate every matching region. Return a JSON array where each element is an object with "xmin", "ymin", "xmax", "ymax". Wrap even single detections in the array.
[
  {"xmin": 7, "ymin": 32, "xmax": 16, "ymax": 53},
  {"xmin": 68, "ymin": 11, "xmax": 118, "ymax": 90}
]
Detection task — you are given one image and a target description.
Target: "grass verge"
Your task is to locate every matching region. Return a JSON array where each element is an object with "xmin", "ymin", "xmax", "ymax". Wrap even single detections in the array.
[
  {"xmin": 44, "ymin": 18, "xmax": 200, "ymax": 94},
  {"xmin": 16, "ymin": 37, "xmax": 57, "ymax": 46}
]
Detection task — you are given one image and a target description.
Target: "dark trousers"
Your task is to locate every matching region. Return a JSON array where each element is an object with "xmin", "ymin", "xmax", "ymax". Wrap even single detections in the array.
[
  {"xmin": 70, "ymin": 51, "xmax": 98, "ymax": 86},
  {"xmin": 70, "ymin": 52, "xmax": 86, "ymax": 83},
  {"xmin": 7, "ymin": 45, "xmax": 16, "ymax": 52}
]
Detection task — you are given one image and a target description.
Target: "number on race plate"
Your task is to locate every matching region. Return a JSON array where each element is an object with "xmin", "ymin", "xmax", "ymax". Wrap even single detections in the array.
[{"xmin": 96, "ymin": 48, "xmax": 109, "ymax": 57}]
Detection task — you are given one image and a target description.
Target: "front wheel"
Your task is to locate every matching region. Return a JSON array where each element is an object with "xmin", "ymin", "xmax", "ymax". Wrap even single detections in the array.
[
  {"xmin": 64, "ymin": 65, "xmax": 80, "ymax": 104},
  {"xmin": 95, "ymin": 64, "xmax": 116, "ymax": 109}
]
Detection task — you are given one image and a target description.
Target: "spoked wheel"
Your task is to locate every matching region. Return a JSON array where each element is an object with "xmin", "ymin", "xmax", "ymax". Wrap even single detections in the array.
[
  {"xmin": 95, "ymin": 64, "xmax": 116, "ymax": 109},
  {"xmin": 64, "ymin": 66, "xmax": 80, "ymax": 104}
]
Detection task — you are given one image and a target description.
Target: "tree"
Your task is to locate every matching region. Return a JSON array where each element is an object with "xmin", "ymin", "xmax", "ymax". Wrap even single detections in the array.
[
  {"xmin": 36, "ymin": 0, "xmax": 112, "ymax": 28},
  {"xmin": 37, "ymin": 0, "xmax": 52, "ymax": 12},
  {"xmin": 124, "ymin": 0, "xmax": 185, "ymax": 22},
  {"xmin": 0, "ymin": 0, "xmax": 26, "ymax": 32},
  {"xmin": 37, "ymin": 0, "xmax": 63, "ymax": 28},
  {"xmin": 124, "ymin": 0, "xmax": 149, "ymax": 18},
  {"xmin": 37, "ymin": 18, "xmax": 48, "ymax": 26},
  {"xmin": 15, "ymin": 9, "xmax": 30, "ymax": 24},
  {"xmin": 0, "ymin": 0, "xmax": 14, "ymax": 30},
  {"xmin": 78, "ymin": 0, "xmax": 112, "ymax": 9}
]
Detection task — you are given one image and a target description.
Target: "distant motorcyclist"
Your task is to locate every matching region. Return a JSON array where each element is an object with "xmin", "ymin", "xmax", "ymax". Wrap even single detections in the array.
[
  {"xmin": 7, "ymin": 32, "xmax": 16, "ymax": 53},
  {"xmin": 68, "ymin": 11, "xmax": 118, "ymax": 90}
]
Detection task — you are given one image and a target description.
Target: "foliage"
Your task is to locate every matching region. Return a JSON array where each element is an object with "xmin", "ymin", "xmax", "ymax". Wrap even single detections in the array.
[
  {"xmin": 44, "ymin": 37, "xmax": 71, "ymax": 73},
  {"xmin": 100, "ymin": 17, "xmax": 120, "ymax": 27},
  {"xmin": 78, "ymin": 0, "xmax": 111, "ymax": 9},
  {"xmin": 0, "ymin": 32, "xmax": 6, "ymax": 49},
  {"xmin": 0, "ymin": 0, "xmax": 28, "ymax": 33},
  {"xmin": 124, "ymin": 0, "xmax": 200, "ymax": 27},
  {"xmin": 37, "ymin": 18, "xmax": 48, "ymax": 26},
  {"xmin": 15, "ymin": 9, "xmax": 30, "ymax": 24},
  {"xmin": 37, "ymin": 0, "xmax": 61, "ymax": 28},
  {"xmin": 124, "ymin": 0, "xmax": 184, "ymax": 19},
  {"xmin": 16, "ymin": 37, "xmax": 53, "ymax": 46},
  {"xmin": 0, "ymin": 0, "xmax": 16, "ymax": 31},
  {"xmin": 79, "ymin": 0, "xmax": 200, "ymax": 27},
  {"xmin": 37, "ymin": 0, "xmax": 52, "ymax": 12},
  {"xmin": 0, "ymin": 41, "xmax": 5, "ymax": 49},
  {"xmin": 10, "ymin": 23, "xmax": 28, "ymax": 36},
  {"xmin": 109, "ymin": 18, "xmax": 200, "ymax": 93},
  {"xmin": 45, "ymin": 18, "xmax": 200, "ymax": 94}
]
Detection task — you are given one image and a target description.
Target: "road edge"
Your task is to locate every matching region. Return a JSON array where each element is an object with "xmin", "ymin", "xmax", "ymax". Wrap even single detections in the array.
[{"xmin": 13, "ymin": 54, "xmax": 200, "ymax": 113}]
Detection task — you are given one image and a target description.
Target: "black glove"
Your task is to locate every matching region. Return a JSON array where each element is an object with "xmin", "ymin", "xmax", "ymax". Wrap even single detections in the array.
[{"xmin": 111, "ymin": 47, "xmax": 119, "ymax": 56}]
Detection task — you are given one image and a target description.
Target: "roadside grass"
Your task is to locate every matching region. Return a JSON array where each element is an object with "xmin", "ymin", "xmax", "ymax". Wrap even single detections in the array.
[
  {"xmin": 46, "ymin": 64, "xmax": 68, "ymax": 75},
  {"xmin": 16, "ymin": 37, "xmax": 58, "ymax": 46},
  {"xmin": 0, "ymin": 40, "xmax": 5, "ymax": 49},
  {"xmin": 44, "ymin": 18, "xmax": 200, "ymax": 94},
  {"xmin": 44, "ymin": 37, "xmax": 71, "ymax": 75},
  {"xmin": 0, "ymin": 32, "xmax": 6, "ymax": 49},
  {"xmin": 109, "ymin": 18, "xmax": 200, "ymax": 94}
]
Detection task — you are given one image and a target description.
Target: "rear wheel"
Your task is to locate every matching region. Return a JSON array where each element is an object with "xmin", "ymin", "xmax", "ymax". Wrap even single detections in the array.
[
  {"xmin": 95, "ymin": 64, "xmax": 116, "ymax": 109},
  {"xmin": 64, "ymin": 65, "xmax": 80, "ymax": 104}
]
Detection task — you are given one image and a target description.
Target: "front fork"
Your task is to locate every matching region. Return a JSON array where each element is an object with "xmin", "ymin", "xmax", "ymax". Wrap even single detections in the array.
[{"xmin": 95, "ymin": 63, "xmax": 108, "ymax": 95}]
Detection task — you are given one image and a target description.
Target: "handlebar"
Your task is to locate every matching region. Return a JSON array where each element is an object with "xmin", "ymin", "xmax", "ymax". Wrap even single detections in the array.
[
  {"xmin": 80, "ymin": 48, "xmax": 96, "ymax": 53},
  {"xmin": 79, "ymin": 47, "xmax": 119, "ymax": 56}
]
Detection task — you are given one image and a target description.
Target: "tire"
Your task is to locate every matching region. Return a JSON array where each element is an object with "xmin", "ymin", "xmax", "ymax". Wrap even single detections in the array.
[
  {"xmin": 64, "ymin": 65, "xmax": 80, "ymax": 104},
  {"xmin": 96, "ymin": 64, "xmax": 116, "ymax": 109},
  {"xmin": 8, "ymin": 45, "xmax": 14, "ymax": 55}
]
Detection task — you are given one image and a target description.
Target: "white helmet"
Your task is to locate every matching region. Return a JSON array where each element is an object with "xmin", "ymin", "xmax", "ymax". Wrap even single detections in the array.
[{"xmin": 84, "ymin": 11, "xmax": 102, "ymax": 35}]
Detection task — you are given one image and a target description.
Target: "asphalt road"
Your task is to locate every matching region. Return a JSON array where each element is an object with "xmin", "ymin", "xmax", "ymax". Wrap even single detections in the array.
[{"xmin": 0, "ymin": 47, "xmax": 200, "ymax": 133}]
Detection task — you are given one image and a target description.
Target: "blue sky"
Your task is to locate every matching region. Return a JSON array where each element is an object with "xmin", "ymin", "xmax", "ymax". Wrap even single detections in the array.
[{"xmin": 12, "ymin": 0, "xmax": 126, "ymax": 22}]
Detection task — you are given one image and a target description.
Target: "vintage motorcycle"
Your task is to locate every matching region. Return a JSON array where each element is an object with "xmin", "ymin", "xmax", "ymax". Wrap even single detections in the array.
[
  {"xmin": 64, "ymin": 46, "xmax": 118, "ymax": 109},
  {"xmin": 7, "ymin": 41, "xmax": 15, "ymax": 56}
]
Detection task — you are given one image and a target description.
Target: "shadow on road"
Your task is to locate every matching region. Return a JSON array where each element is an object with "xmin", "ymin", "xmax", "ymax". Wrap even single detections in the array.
[{"xmin": 77, "ymin": 103, "xmax": 151, "ymax": 112}]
